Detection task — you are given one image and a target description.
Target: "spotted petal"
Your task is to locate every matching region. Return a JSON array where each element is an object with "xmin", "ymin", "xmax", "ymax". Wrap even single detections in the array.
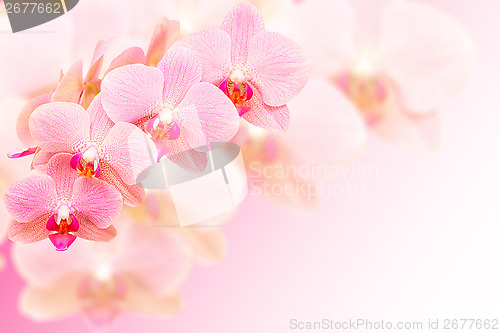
[
  {"xmin": 246, "ymin": 31, "xmax": 310, "ymax": 106},
  {"xmin": 70, "ymin": 177, "xmax": 122, "ymax": 229},
  {"xmin": 101, "ymin": 64, "xmax": 164, "ymax": 124},
  {"xmin": 175, "ymin": 82, "xmax": 239, "ymax": 150},
  {"xmin": 100, "ymin": 122, "xmax": 158, "ymax": 185},
  {"xmin": 5, "ymin": 177, "xmax": 57, "ymax": 223},
  {"xmin": 29, "ymin": 102, "xmax": 91, "ymax": 153},
  {"xmin": 157, "ymin": 48, "xmax": 202, "ymax": 108},
  {"xmin": 221, "ymin": 3, "xmax": 265, "ymax": 67},
  {"xmin": 173, "ymin": 28, "xmax": 232, "ymax": 85}
]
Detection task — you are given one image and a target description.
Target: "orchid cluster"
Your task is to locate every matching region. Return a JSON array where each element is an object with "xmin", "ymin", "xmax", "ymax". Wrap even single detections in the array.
[
  {"xmin": 5, "ymin": 3, "xmax": 309, "ymax": 252},
  {"xmin": 0, "ymin": 0, "xmax": 475, "ymax": 327}
]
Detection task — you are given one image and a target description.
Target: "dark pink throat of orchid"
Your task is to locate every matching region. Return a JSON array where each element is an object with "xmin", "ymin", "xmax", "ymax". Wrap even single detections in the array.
[{"xmin": 46, "ymin": 207, "xmax": 79, "ymax": 251}]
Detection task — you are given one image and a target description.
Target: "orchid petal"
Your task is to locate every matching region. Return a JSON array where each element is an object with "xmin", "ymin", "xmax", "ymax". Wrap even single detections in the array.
[
  {"xmin": 73, "ymin": 221, "xmax": 117, "ymax": 242},
  {"xmin": 5, "ymin": 177, "xmax": 57, "ymax": 223},
  {"xmin": 172, "ymin": 28, "xmax": 231, "ymax": 85},
  {"xmin": 146, "ymin": 18, "xmax": 181, "ymax": 67},
  {"xmin": 100, "ymin": 123, "xmax": 157, "ymax": 185},
  {"xmin": 8, "ymin": 214, "xmax": 52, "ymax": 244},
  {"xmin": 175, "ymin": 82, "xmax": 239, "ymax": 150},
  {"xmin": 46, "ymin": 154, "xmax": 81, "ymax": 200},
  {"xmin": 157, "ymin": 48, "xmax": 202, "ymax": 108},
  {"xmin": 105, "ymin": 47, "xmax": 146, "ymax": 75},
  {"xmin": 240, "ymin": 89, "xmax": 290, "ymax": 131},
  {"xmin": 246, "ymin": 31, "xmax": 310, "ymax": 106},
  {"xmin": 16, "ymin": 94, "xmax": 51, "ymax": 147},
  {"xmin": 51, "ymin": 60, "xmax": 84, "ymax": 104},
  {"xmin": 221, "ymin": 3, "xmax": 265, "ymax": 66},
  {"xmin": 8, "ymin": 147, "xmax": 37, "ymax": 159},
  {"xmin": 101, "ymin": 64, "xmax": 164, "ymax": 124},
  {"xmin": 70, "ymin": 177, "xmax": 122, "ymax": 229},
  {"xmin": 29, "ymin": 102, "xmax": 91, "ymax": 153},
  {"xmin": 99, "ymin": 165, "xmax": 145, "ymax": 207},
  {"xmin": 88, "ymin": 94, "xmax": 115, "ymax": 145}
]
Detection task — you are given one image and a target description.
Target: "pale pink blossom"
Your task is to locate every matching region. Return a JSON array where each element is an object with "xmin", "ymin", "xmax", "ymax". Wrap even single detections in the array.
[
  {"xmin": 28, "ymin": 94, "xmax": 157, "ymax": 206},
  {"xmin": 101, "ymin": 47, "xmax": 239, "ymax": 170},
  {"xmin": 12, "ymin": 218, "xmax": 193, "ymax": 327},
  {"xmin": 270, "ymin": 0, "xmax": 475, "ymax": 150},
  {"xmin": 5, "ymin": 153, "xmax": 122, "ymax": 251},
  {"xmin": 173, "ymin": 3, "xmax": 310, "ymax": 131}
]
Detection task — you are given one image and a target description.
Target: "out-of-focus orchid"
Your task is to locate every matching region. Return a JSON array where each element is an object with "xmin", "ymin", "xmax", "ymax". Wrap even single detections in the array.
[
  {"xmin": 127, "ymin": 191, "xmax": 228, "ymax": 264},
  {"xmin": 12, "ymin": 218, "xmax": 193, "ymax": 327},
  {"xmin": 174, "ymin": 3, "xmax": 310, "ymax": 131},
  {"xmin": 235, "ymin": 78, "xmax": 365, "ymax": 211},
  {"xmin": 101, "ymin": 48, "xmax": 239, "ymax": 170},
  {"xmin": 269, "ymin": 0, "xmax": 475, "ymax": 151},
  {"xmin": 5, "ymin": 154, "xmax": 122, "ymax": 251},
  {"xmin": 28, "ymin": 94, "xmax": 157, "ymax": 206}
]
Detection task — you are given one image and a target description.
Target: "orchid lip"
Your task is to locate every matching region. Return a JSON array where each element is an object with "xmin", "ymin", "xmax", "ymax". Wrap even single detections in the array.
[
  {"xmin": 49, "ymin": 233, "xmax": 77, "ymax": 251},
  {"xmin": 220, "ymin": 75, "xmax": 253, "ymax": 104}
]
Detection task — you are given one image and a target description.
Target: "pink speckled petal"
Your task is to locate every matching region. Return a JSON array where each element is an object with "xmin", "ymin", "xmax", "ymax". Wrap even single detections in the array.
[
  {"xmin": 378, "ymin": 1, "xmax": 475, "ymax": 113},
  {"xmin": 247, "ymin": 31, "xmax": 310, "ymax": 106},
  {"xmin": 5, "ymin": 177, "xmax": 57, "ymax": 223},
  {"xmin": 175, "ymin": 82, "xmax": 239, "ymax": 150},
  {"xmin": 157, "ymin": 48, "xmax": 202, "ymax": 108},
  {"xmin": 100, "ymin": 122, "xmax": 157, "ymax": 185},
  {"xmin": 221, "ymin": 3, "xmax": 265, "ymax": 67},
  {"xmin": 29, "ymin": 102, "xmax": 90, "ymax": 153},
  {"xmin": 173, "ymin": 28, "xmax": 231, "ymax": 85},
  {"xmin": 99, "ymin": 162, "xmax": 146, "ymax": 207},
  {"xmin": 16, "ymin": 94, "xmax": 51, "ymax": 147},
  {"xmin": 8, "ymin": 214, "xmax": 52, "ymax": 244},
  {"xmin": 46, "ymin": 154, "xmax": 81, "ymax": 200},
  {"xmin": 70, "ymin": 177, "xmax": 122, "ymax": 229},
  {"xmin": 101, "ymin": 64, "xmax": 164, "ymax": 124},
  {"xmin": 73, "ymin": 220, "xmax": 117, "ymax": 242},
  {"xmin": 88, "ymin": 94, "xmax": 115, "ymax": 145},
  {"xmin": 241, "ymin": 89, "xmax": 290, "ymax": 131}
]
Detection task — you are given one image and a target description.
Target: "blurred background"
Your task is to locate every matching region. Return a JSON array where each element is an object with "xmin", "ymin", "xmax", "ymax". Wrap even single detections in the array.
[{"xmin": 1, "ymin": 0, "xmax": 500, "ymax": 332}]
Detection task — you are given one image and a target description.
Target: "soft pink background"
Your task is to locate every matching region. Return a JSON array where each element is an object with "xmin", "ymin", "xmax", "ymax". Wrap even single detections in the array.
[{"xmin": 1, "ymin": 0, "xmax": 500, "ymax": 332}]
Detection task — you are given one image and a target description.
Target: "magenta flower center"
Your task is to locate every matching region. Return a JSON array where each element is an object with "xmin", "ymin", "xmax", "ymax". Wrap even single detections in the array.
[
  {"xmin": 46, "ymin": 204, "xmax": 79, "ymax": 251},
  {"xmin": 146, "ymin": 109, "xmax": 180, "ymax": 142},
  {"xmin": 71, "ymin": 147, "xmax": 101, "ymax": 178},
  {"xmin": 220, "ymin": 69, "xmax": 254, "ymax": 105}
]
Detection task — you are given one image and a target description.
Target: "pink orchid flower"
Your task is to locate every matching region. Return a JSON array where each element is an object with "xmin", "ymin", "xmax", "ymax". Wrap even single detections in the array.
[
  {"xmin": 12, "ymin": 218, "xmax": 192, "ymax": 327},
  {"xmin": 270, "ymin": 0, "xmax": 475, "ymax": 150},
  {"xmin": 101, "ymin": 47, "xmax": 239, "ymax": 170},
  {"xmin": 234, "ymin": 77, "xmax": 365, "ymax": 211},
  {"xmin": 28, "ymin": 94, "xmax": 157, "ymax": 206},
  {"xmin": 173, "ymin": 3, "xmax": 310, "ymax": 131},
  {"xmin": 5, "ymin": 153, "xmax": 122, "ymax": 251}
]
